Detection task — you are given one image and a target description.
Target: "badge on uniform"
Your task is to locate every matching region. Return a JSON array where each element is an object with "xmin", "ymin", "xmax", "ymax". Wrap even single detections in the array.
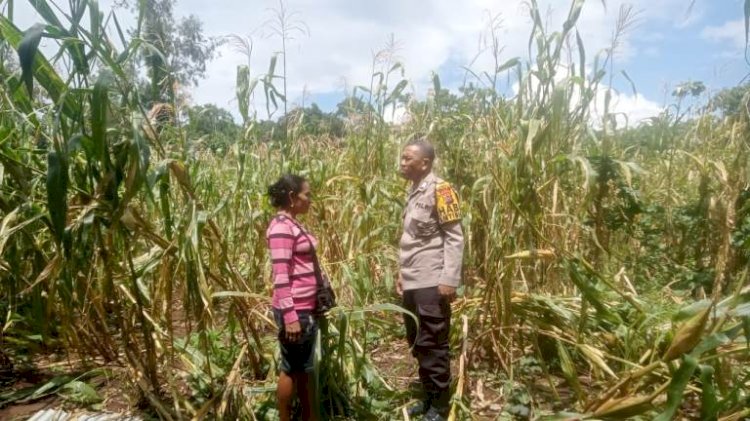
[{"xmin": 435, "ymin": 182, "xmax": 461, "ymax": 224}]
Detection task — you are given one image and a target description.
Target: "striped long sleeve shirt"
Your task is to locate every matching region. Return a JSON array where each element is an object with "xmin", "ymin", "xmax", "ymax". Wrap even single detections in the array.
[{"xmin": 266, "ymin": 215, "xmax": 318, "ymax": 324}]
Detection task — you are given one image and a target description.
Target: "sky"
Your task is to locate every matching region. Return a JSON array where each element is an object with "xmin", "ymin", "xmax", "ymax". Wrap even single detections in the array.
[{"xmin": 7, "ymin": 0, "xmax": 748, "ymax": 124}]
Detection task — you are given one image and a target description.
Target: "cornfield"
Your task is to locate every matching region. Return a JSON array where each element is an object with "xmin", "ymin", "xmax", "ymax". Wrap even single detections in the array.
[{"xmin": 0, "ymin": 0, "xmax": 749, "ymax": 420}]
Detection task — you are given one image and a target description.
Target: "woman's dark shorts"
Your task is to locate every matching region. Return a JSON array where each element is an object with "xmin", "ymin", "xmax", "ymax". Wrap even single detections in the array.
[{"xmin": 273, "ymin": 309, "xmax": 318, "ymax": 374}]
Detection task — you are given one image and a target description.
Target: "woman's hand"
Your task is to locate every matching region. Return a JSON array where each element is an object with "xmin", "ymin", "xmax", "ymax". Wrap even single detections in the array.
[
  {"xmin": 396, "ymin": 273, "xmax": 403, "ymax": 296},
  {"xmin": 285, "ymin": 320, "xmax": 302, "ymax": 342}
]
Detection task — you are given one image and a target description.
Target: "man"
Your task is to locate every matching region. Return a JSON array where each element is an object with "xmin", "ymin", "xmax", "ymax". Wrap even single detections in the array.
[{"xmin": 397, "ymin": 137, "xmax": 464, "ymax": 421}]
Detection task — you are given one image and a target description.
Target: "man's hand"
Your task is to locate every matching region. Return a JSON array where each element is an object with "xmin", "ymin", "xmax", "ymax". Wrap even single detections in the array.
[
  {"xmin": 284, "ymin": 320, "xmax": 302, "ymax": 342},
  {"xmin": 396, "ymin": 273, "xmax": 404, "ymax": 296},
  {"xmin": 438, "ymin": 284, "xmax": 457, "ymax": 302}
]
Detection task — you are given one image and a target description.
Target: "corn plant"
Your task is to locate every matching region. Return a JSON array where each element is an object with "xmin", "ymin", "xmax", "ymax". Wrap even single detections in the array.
[{"xmin": 0, "ymin": 0, "xmax": 749, "ymax": 420}]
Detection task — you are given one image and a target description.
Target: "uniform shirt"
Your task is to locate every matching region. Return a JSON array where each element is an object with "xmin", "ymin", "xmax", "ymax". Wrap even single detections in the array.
[
  {"xmin": 399, "ymin": 172, "xmax": 464, "ymax": 290},
  {"xmin": 266, "ymin": 215, "xmax": 318, "ymax": 324}
]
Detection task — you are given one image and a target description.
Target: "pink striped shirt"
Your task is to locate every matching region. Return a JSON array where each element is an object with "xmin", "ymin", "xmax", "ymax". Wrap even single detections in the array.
[{"xmin": 266, "ymin": 215, "xmax": 318, "ymax": 324}]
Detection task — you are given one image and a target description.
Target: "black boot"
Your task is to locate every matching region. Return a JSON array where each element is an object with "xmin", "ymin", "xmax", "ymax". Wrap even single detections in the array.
[
  {"xmin": 423, "ymin": 406, "xmax": 447, "ymax": 421},
  {"xmin": 426, "ymin": 389, "xmax": 450, "ymax": 420},
  {"xmin": 407, "ymin": 400, "xmax": 430, "ymax": 417}
]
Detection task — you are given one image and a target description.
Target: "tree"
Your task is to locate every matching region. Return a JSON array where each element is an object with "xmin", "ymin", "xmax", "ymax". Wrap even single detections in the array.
[
  {"xmin": 271, "ymin": 103, "xmax": 345, "ymax": 141},
  {"xmin": 672, "ymin": 81, "xmax": 706, "ymax": 100},
  {"xmin": 335, "ymin": 95, "xmax": 371, "ymax": 118},
  {"xmin": 249, "ymin": 103, "xmax": 346, "ymax": 143},
  {"xmin": 121, "ymin": 0, "xmax": 220, "ymax": 104},
  {"xmin": 297, "ymin": 103, "xmax": 345, "ymax": 138},
  {"xmin": 711, "ymin": 83, "xmax": 750, "ymax": 118},
  {"xmin": 184, "ymin": 104, "xmax": 241, "ymax": 152}
]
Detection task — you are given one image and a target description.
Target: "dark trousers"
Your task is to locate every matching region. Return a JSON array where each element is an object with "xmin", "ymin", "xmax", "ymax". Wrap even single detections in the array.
[{"xmin": 403, "ymin": 286, "xmax": 451, "ymax": 413}]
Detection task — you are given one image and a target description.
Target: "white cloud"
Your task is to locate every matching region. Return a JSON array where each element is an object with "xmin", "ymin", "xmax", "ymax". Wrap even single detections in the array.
[
  {"xmin": 190, "ymin": 0, "xmax": 694, "ymax": 123},
  {"xmin": 701, "ymin": 19, "xmax": 745, "ymax": 50},
  {"xmin": 7, "ymin": 0, "xmax": 693, "ymax": 123},
  {"xmin": 592, "ymin": 90, "xmax": 664, "ymax": 127}
]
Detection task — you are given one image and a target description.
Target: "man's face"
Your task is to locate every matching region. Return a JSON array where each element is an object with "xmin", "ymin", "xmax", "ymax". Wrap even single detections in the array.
[{"xmin": 399, "ymin": 145, "xmax": 429, "ymax": 181}]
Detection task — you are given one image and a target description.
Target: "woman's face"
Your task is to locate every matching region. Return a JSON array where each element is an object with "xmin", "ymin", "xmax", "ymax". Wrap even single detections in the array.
[{"xmin": 290, "ymin": 181, "xmax": 312, "ymax": 214}]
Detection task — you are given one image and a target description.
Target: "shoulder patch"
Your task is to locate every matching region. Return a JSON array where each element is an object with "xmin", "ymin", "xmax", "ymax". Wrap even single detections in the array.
[{"xmin": 435, "ymin": 182, "xmax": 461, "ymax": 224}]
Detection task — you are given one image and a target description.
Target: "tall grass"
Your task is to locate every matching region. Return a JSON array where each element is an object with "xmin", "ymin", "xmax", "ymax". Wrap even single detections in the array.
[{"xmin": 0, "ymin": 0, "xmax": 748, "ymax": 419}]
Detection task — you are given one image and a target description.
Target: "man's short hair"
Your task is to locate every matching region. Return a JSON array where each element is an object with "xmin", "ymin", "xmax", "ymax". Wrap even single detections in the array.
[{"xmin": 406, "ymin": 136, "xmax": 436, "ymax": 163}]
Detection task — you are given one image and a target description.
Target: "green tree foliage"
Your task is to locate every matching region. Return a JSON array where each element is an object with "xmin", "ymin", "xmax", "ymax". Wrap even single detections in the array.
[
  {"xmin": 126, "ymin": 0, "xmax": 220, "ymax": 103},
  {"xmin": 184, "ymin": 104, "xmax": 241, "ymax": 152},
  {"xmin": 257, "ymin": 103, "xmax": 346, "ymax": 142},
  {"xmin": 711, "ymin": 83, "xmax": 750, "ymax": 118},
  {"xmin": 285, "ymin": 103, "xmax": 345, "ymax": 139}
]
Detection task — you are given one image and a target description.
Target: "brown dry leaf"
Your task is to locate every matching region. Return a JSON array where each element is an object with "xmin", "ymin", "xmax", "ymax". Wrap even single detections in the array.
[
  {"xmin": 592, "ymin": 394, "xmax": 654, "ymax": 419},
  {"xmin": 663, "ymin": 306, "xmax": 711, "ymax": 361},
  {"xmin": 504, "ymin": 249, "xmax": 556, "ymax": 260}
]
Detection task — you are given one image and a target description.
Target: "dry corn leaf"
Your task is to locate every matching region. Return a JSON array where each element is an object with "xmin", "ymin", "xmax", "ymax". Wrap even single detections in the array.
[
  {"xmin": 592, "ymin": 394, "xmax": 654, "ymax": 419},
  {"xmin": 578, "ymin": 344, "xmax": 617, "ymax": 379},
  {"xmin": 663, "ymin": 306, "xmax": 711, "ymax": 361},
  {"xmin": 504, "ymin": 249, "xmax": 556, "ymax": 260}
]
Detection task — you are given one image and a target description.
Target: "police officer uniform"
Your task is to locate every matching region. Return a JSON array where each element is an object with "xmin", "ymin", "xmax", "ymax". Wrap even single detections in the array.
[{"xmin": 400, "ymin": 172, "xmax": 464, "ymax": 417}]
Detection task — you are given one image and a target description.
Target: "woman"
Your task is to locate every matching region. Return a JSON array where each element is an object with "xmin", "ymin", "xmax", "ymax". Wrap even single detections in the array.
[{"xmin": 266, "ymin": 174, "xmax": 319, "ymax": 421}]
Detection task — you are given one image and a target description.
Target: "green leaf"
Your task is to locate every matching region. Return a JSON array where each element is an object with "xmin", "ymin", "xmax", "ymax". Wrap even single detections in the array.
[
  {"xmin": 27, "ymin": 375, "xmax": 73, "ymax": 402},
  {"xmin": 237, "ymin": 65, "xmax": 250, "ymax": 123},
  {"xmin": 46, "ymin": 150, "xmax": 68, "ymax": 245},
  {"xmin": 29, "ymin": 0, "xmax": 64, "ymax": 28},
  {"xmin": 496, "ymin": 57, "xmax": 520, "ymax": 74},
  {"xmin": 674, "ymin": 299, "xmax": 711, "ymax": 321},
  {"xmin": 699, "ymin": 365, "xmax": 719, "ymax": 420},
  {"xmin": 692, "ymin": 333, "xmax": 729, "ymax": 356},
  {"xmin": 524, "ymin": 118, "xmax": 542, "ymax": 157},
  {"xmin": 67, "ymin": 133, "xmax": 87, "ymax": 153},
  {"xmin": 268, "ymin": 53, "xmax": 278, "ymax": 77},
  {"xmin": 0, "ymin": 16, "xmax": 78, "ymax": 119},
  {"xmin": 621, "ymin": 70, "xmax": 637, "ymax": 97},
  {"xmin": 59, "ymin": 380, "xmax": 102, "ymax": 405},
  {"xmin": 64, "ymin": 38, "xmax": 89, "ymax": 75},
  {"xmin": 18, "ymin": 23, "xmax": 44, "ymax": 96},
  {"xmin": 91, "ymin": 72, "xmax": 111, "ymax": 165},
  {"xmin": 556, "ymin": 341, "xmax": 583, "ymax": 401},
  {"xmin": 131, "ymin": 112, "xmax": 150, "ymax": 172},
  {"xmin": 70, "ymin": 0, "xmax": 88, "ymax": 29},
  {"xmin": 563, "ymin": 0, "xmax": 585, "ymax": 35},
  {"xmin": 654, "ymin": 355, "xmax": 698, "ymax": 421},
  {"xmin": 335, "ymin": 311, "xmax": 349, "ymax": 360},
  {"xmin": 566, "ymin": 260, "xmax": 618, "ymax": 323},
  {"xmin": 3, "ymin": 73, "xmax": 35, "ymax": 116},
  {"xmin": 89, "ymin": 0, "xmax": 101, "ymax": 53},
  {"xmin": 576, "ymin": 30, "xmax": 586, "ymax": 79},
  {"xmin": 353, "ymin": 85, "xmax": 371, "ymax": 95},
  {"xmin": 729, "ymin": 302, "xmax": 750, "ymax": 318},
  {"xmin": 432, "ymin": 72, "xmax": 441, "ymax": 94},
  {"xmin": 384, "ymin": 79, "xmax": 408, "ymax": 106},
  {"xmin": 140, "ymin": 40, "xmax": 169, "ymax": 69},
  {"xmin": 112, "ymin": 10, "xmax": 129, "ymax": 50}
]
